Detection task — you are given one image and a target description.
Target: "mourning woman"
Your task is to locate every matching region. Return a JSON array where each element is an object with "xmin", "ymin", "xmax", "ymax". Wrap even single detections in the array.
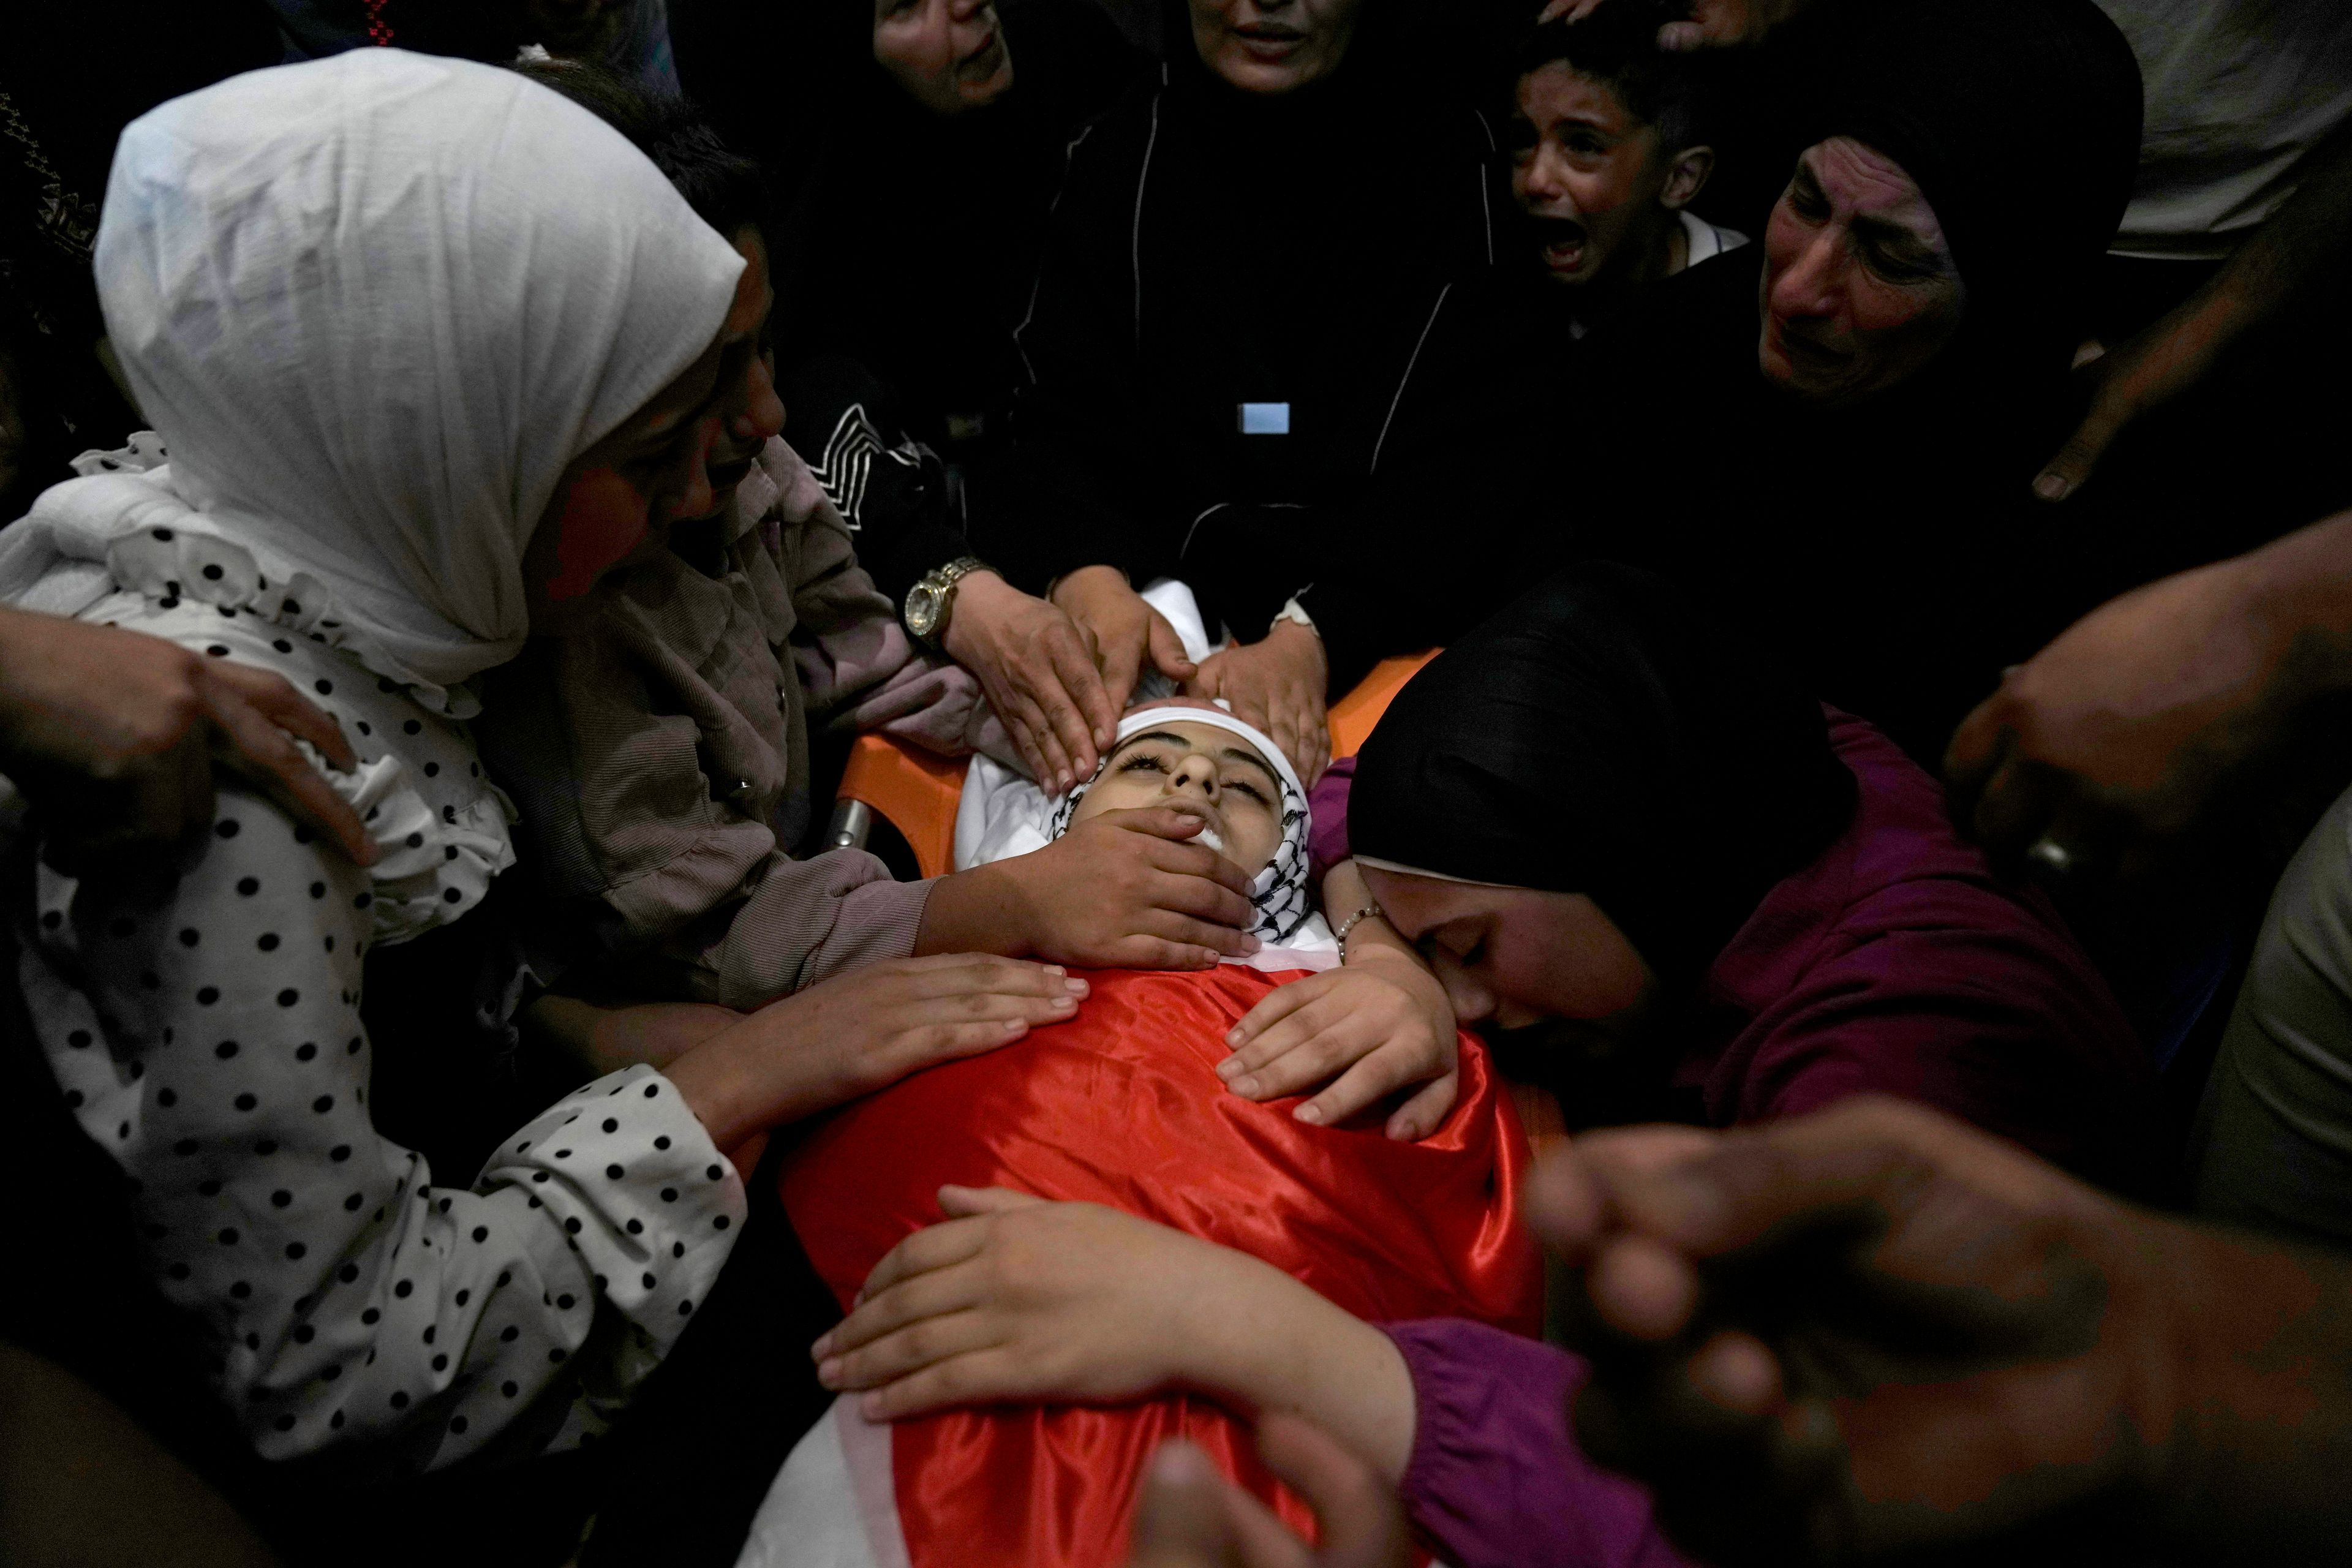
[
  {"xmin": 805, "ymin": 565, "xmax": 2159, "ymax": 1568},
  {"xmin": 0, "ymin": 50, "xmax": 1077, "ymax": 1547},
  {"xmin": 994, "ymin": 0, "xmax": 1526, "ymax": 781},
  {"xmin": 671, "ymin": 0, "xmax": 1142, "ymax": 590},
  {"xmin": 1558, "ymin": 0, "xmax": 2144, "ymax": 765}
]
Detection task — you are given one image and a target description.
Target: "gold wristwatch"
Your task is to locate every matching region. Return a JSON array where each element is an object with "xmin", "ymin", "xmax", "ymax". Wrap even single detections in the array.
[{"xmin": 903, "ymin": 556, "xmax": 992, "ymax": 651}]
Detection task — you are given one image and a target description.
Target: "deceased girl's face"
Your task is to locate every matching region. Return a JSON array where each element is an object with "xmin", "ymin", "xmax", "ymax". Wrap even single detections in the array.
[{"xmin": 1071, "ymin": 722, "xmax": 1286, "ymax": 877}]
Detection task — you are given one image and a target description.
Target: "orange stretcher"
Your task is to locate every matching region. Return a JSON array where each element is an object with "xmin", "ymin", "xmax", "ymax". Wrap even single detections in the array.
[{"xmin": 829, "ymin": 650, "xmax": 1442, "ymax": 881}]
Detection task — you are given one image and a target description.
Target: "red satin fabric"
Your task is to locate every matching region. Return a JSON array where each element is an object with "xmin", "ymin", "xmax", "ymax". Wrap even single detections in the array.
[{"xmin": 778, "ymin": 965, "xmax": 1542, "ymax": 1568}]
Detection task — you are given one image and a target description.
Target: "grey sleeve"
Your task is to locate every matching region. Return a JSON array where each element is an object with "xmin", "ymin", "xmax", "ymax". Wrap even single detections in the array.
[{"xmin": 2193, "ymin": 782, "xmax": 2352, "ymax": 1249}]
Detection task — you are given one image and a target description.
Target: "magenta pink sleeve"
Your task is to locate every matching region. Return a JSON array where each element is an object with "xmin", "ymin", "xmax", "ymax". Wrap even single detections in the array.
[
  {"xmin": 1310, "ymin": 756, "xmax": 1357, "ymax": 882},
  {"xmin": 1379, "ymin": 1319, "xmax": 1692, "ymax": 1568}
]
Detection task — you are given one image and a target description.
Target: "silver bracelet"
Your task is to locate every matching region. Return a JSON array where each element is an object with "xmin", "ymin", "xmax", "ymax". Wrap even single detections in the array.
[{"xmin": 1333, "ymin": 901, "xmax": 1386, "ymax": 958}]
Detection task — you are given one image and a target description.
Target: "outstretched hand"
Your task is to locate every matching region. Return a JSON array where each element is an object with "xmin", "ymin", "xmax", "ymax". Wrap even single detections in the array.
[
  {"xmin": 1525, "ymin": 1098, "xmax": 2173, "ymax": 1567},
  {"xmin": 814, "ymin": 1187, "xmax": 1261, "ymax": 1419},
  {"xmin": 1125, "ymin": 1421, "xmax": 1413, "ymax": 1568},
  {"xmin": 0, "ymin": 608, "xmax": 374, "ymax": 870},
  {"xmin": 1185, "ymin": 622, "xmax": 1330, "ymax": 786},
  {"xmin": 1942, "ymin": 548, "xmax": 2312, "ymax": 875},
  {"xmin": 1054, "ymin": 565, "xmax": 1197, "ymax": 720},
  {"xmin": 1221, "ymin": 955, "xmax": 1459, "ymax": 1139},
  {"xmin": 2032, "ymin": 300, "xmax": 2236, "ymax": 505},
  {"xmin": 943, "ymin": 570, "xmax": 1119, "ymax": 794},
  {"xmin": 994, "ymin": 807, "xmax": 1262, "ymax": 970}
]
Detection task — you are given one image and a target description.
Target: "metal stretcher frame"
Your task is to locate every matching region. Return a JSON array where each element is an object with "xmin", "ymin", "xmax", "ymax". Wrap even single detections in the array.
[{"xmin": 826, "ymin": 650, "xmax": 1446, "ymax": 881}]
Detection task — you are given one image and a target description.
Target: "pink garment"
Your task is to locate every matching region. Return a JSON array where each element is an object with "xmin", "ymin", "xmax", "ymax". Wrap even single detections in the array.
[
  {"xmin": 1678, "ymin": 711, "xmax": 2152, "ymax": 1187},
  {"xmin": 1314, "ymin": 710, "xmax": 2154, "ymax": 1186},
  {"xmin": 1381, "ymin": 1321, "xmax": 1691, "ymax": 1568}
]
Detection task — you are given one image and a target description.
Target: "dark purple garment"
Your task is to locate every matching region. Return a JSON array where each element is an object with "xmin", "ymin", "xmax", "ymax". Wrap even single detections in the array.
[
  {"xmin": 1379, "ymin": 1320, "xmax": 1690, "ymax": 1568},
  {"xmin": 1319, "ymin": 709, "xmax": 2154, "ymax": 1186}
]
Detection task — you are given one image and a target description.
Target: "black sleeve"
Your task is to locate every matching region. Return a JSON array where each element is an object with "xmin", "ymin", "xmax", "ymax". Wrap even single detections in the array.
[
  {"xmin": 1301, "ymin": 277, "xmax": 1569, "ymax": 694},
  {"xmin": 989, "ymin": 95, "xmax": 1194, "ymax": 597},
  {"xmin": 775, "ymin": 355, "xmax": 972, "ymax": 609}
]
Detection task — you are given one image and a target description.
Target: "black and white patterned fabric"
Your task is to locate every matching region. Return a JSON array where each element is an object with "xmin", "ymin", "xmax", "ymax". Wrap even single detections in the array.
[{"xmin": 1050, "ymin": 705, "xmax": 1313, "ymax": 944}]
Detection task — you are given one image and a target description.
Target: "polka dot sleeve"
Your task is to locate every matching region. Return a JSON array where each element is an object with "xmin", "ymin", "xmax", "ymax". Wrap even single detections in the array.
[{"xmin": 21, "ymin": 788, "xmax": 747, "ymax": 1472}]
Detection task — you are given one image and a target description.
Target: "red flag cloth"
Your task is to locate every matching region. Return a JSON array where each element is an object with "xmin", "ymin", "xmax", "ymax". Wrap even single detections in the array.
[{"xmin": 778, "ymin": 964, "xmax": 1542, "ymax": 1568}]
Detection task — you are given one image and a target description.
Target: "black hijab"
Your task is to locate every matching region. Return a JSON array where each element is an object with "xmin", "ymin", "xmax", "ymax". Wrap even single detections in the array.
[
  {"xmin": 1792, "ymin": 0, "xmax": 2142, "ymax": 373},
  {"xmin": 1351, "ymin": 565, "xmax": 1857, "ymax": 990},
  {"xmin": 1551, "ymin": 0, "xmax": 2145, "ymax": 766}
]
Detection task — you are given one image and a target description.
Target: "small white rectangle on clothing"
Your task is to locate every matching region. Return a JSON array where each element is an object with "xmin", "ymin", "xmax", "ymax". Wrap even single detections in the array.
[{"xmin": 1238, "ymin": 402, "xmax": 1291, "ymax": 435}]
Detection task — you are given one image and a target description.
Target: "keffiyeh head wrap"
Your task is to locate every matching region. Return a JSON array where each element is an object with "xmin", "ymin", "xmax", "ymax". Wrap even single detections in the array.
[
  {"xmin": 1051, "ymin": 705, "xmax": 1314, "ymax": 944},
  {"xmin": 0, "ymin": 48, "xmax": 747, "ymax": 701},
  {"xmin": 1349, "ymin": 565, "xmax": 1856, "ymax": 990}
]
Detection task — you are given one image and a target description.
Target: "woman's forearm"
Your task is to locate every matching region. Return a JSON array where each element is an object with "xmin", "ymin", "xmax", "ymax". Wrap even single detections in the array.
[{"xmin": 1170, "ymin": 1250, "xmax": 1419, "ymax": 1484}]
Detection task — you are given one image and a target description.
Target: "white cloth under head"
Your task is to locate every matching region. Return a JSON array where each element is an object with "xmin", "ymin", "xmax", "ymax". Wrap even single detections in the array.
[{"xmin": 0, "ymin": 48, "xmax": 746, "ymax": 698}]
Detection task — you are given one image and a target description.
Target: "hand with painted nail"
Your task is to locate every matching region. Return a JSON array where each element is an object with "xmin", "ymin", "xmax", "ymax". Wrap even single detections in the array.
[
  {"xmin": 0, "ymin": 606, "xmax": 374, "ymax": 872},
  {"xmin": 1220, "ymin": 956, "xmax": 1459, "ymax": 1139}
]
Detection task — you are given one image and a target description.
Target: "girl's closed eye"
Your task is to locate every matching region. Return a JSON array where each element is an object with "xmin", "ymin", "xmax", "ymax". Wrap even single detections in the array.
[
  {"xmin": 1118, "ymin": 753, "xmax": 1170, "ymax": 777},
  {"xmin": 1223, "ymin": 778, "xmax": 1269, "ymax": 805}
]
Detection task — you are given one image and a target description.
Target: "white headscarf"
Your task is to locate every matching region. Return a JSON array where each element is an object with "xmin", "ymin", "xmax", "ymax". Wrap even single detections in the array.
[
  {"xmin": 1050, "ymin": 704, "xmax": 1315, "ymax": 943},
  {"xmin": 0, "ymin": 49, "xmax": 745, "ymax": 701}
]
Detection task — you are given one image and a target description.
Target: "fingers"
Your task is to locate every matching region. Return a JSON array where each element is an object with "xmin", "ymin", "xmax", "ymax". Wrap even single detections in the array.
[
  {"xmin": 1039, "ymin": 625, "xmax": 1112, "ymax": 778},
  {"xmin": 897, "ymin": 953, "xmax": 1092, "ymax": 1003},
  {"xmin": 200, "ymin": 677, "xmax": 376, "ymax": 865},
  {"xmin": 1099, "ymin": 937, "xmax": 1227, "ymax": 972},
  {"xmin": 1939, "ymin": 692, "xmax": 2011, "ymax": 823},
  {"xmin": 1226, "ymin": 971, "xmax": 1330, "ymax": 1049},
  {"xmin": 1383, "ymin": 1071, "xmax": 1460, "ymax": 1143},
  {"xmin": 937, "ymin": 1184, "xmax": 1044, "ymax": 1219},
  {"xmin": 856, "ymin": 1346, "xmax": 1042, "ymax": 1422},
  {"xmin": 1219, "ymin": 1004, "xmax": 1353, "ymax": 1098},
  {"xmin": 1001, "ymin": 687, "xmax": 1076, "ymax": 795},
  {"xmin": 819, "ymin": 1286, "xmax": 993, "ymax": 1391},
  {"xmin": 1133, "ymin": 820, "xmax": 1256, "ymax": 897},
  {"xmin": 1142, "ymin": 867, "xmax": 1259, "ymax": 935},
  {"xmin": 1097, "ymin": 622, "xmax": 1148, "ymax": 715},
  {"xmin": 1128, "ymin": 1444, "xmax": 1243, "ymax": 1568},
  {"xmin": 1251, "ymin": 1415, "xmax": 1413, "ymax": 1568},
  {"xmin": 1136, "ymin": 908, "xmax": 1259, "ymax": 960},
  {"xmin": 851, "ymin": 1213, "xmax": 993, "ymax": 1307},
  {"xmin": 206, "ymin": 660, "xmax": 358, "ymax": 770},
  {"xmin": 1967, "ymin": 750, "xmax": 2065, "ymax": 865},
  {"xmin": 1588, "ymin": 1235, "xmax": 1703, "ymax": 1343},
  {"xmin": 1293, "ymin": 1042, "xmax": 1442, "ymax": 1129},
  {"xmin": 1684, "ymin": 1329, "xmax": 1782, "ymax": 1417},
  {"xmin": 1146, "ymin": 611, "xmax": 1197, "ymax": 682},
  {"xmin": 2032, "ymin": 398, "xmax": 2130, "ymax": 503}
]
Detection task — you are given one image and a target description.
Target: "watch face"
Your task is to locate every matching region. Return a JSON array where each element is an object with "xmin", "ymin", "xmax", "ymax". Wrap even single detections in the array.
[{"xmin": 906, "ymin": 585, "xmax": 940, "ymax": 638}]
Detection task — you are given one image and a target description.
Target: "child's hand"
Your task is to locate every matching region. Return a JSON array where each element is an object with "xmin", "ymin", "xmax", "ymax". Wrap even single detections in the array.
[
  {"xmin": 1220, "ymin": 954, "xmax": 1460, "ymax": 1140},
  {"xmin": 813, "ymin": 1187, "xmax": 1273, "ymax": 1419}
]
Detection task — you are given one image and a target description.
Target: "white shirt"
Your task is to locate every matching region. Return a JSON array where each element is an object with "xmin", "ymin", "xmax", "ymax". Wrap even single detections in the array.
[
  {"xmin": 2095, "ymin": 0, "xmax": 2352, "ymax": 260},
  {"xmin": 17, "ymin": 595, "xmax": 745, "ymax": 1472}
]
